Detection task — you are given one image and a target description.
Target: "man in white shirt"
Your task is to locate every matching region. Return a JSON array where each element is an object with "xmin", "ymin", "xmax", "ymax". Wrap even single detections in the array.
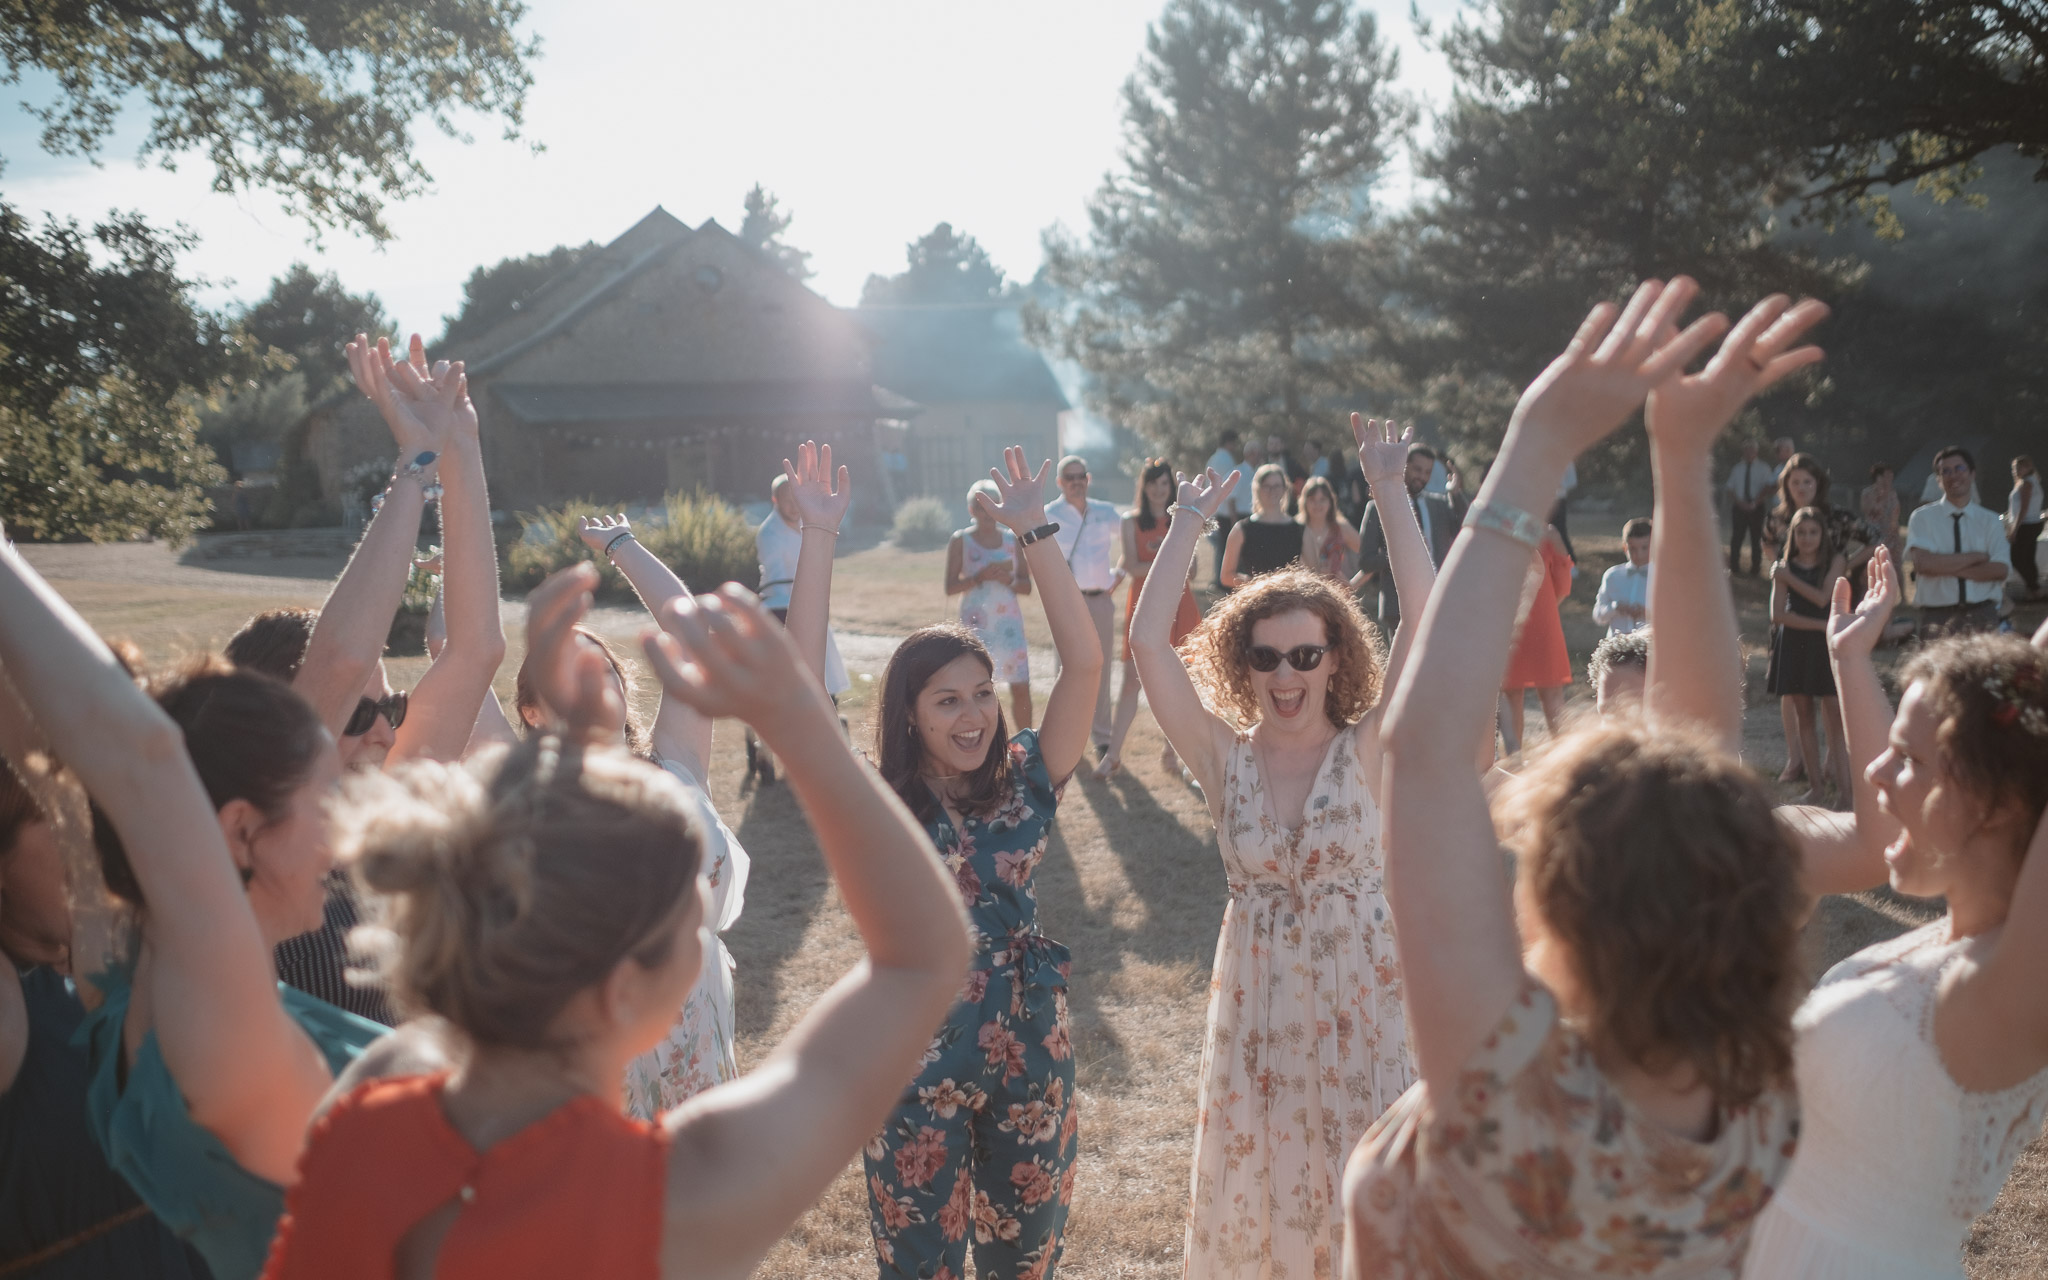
[
  {"xmin": 1724, "ymin": 439, "xmax": 1776, "ymax": 575},
  {"xmin": 1907, "ymin": 446, "xmax": 2011, "ymax": 637},
  {"xmin": 1593, "ymin": 518, "xmax": 1653, "ymax": 637},
  {"xmin": 1049, "ymin": 455, "xmax": 1125, "ymax": 752},
  {"xmin": 1205, "ymin": 430, "xmax": 1243, "ymax": 590}
]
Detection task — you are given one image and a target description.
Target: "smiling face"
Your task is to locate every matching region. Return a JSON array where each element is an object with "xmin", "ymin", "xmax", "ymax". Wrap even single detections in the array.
[
  {"xmin": 1403, "ymin": 453, "xmax": 1433, "ymax": 497},
  {"xmin": 1145, "ymin": 471, "xmax": 1173, "ymax": 514},
  {"xmin": 1303, "ymin": 486, "xmax": 1333, "ymax": 526},
  {"xmin": 1867, "ymin": 682, "xmax": 1986, "ymax": 898},
  {"xmin": 1937, "ymin": 455, "xmax": 1975, "ymax": 505},
  {"xmin": 1246, "ymin": 609, "xmax": 1336, "ymax": 726},
  {"xmin": 1790, "ymin": 515, "xmax": 1824, "ymax": 561},
  {"xmin": 913, "ymin": 653, "xmax": 1001, "ymax": 776},
  {"xmin": 1057, "ymin": 460, "xmax": 1090, "ymax": 510},
  {"xmin": 338, "ymin": 662, "xmax": 397, "ymax": 771},
  {"xmin": 239, "ymin": 739, "xmax": 345, "ymax": 942}
]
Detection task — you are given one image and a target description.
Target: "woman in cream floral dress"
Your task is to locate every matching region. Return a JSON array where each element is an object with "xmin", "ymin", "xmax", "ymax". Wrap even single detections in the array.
[{"xmin": 1129, "ymin": 417, "xmax": 1436, "ymax": 1280}]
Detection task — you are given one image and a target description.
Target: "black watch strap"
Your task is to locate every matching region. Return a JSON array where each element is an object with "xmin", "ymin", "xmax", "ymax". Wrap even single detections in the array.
[{"xmin": 1019, "ymin": 521, "xmax": 1061, "ymax": 547}]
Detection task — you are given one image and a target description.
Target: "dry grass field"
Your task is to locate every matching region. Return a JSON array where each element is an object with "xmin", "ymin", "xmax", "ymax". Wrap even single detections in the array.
[{"xmin": 25, "ymin": 526, "xmax": 2046, "ymax": 1278}]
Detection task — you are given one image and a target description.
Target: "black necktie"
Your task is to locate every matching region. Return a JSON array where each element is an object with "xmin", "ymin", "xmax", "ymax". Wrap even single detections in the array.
[
  {"xmin": 1954, "ymin": 512, "xmax": 1967, "ymax": 603},
  {"xmin": 1742, "ymin": 467, "xmax": 1752, "ymax": 501}
]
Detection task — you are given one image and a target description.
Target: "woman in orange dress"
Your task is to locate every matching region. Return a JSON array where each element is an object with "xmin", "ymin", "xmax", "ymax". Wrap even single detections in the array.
[
  {"xmin": 1098, "ymin": 459, "xmax": 1202, "ymax": 778},
  {"xmin": 1500, "ymin": 527, "xmax": 1574, "ymax": 747}
]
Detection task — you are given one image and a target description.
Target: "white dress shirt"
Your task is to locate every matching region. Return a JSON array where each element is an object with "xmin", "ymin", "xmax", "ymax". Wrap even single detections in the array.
[
  {"xmin": 1051, "ymin": 496, "xmax": 1123, "ymax": 593},
  {"xmin": 1592, "ymin": 562, "xmax": 1652, "ymax": 635},
  {"xmin": 1725, "ymin": 459, "xmax": 1776, "ymax": 508},
  {"xmin": 755, "ymin": 513, "xmax": 851, "ymax": 693},
  {"xmin": 1206, "ymin": 448, "xmax": 1243, "ymax": 516},
  {"xmin": 1906, "ymin": 498, "xmax": 2010, "ymax": 607}
]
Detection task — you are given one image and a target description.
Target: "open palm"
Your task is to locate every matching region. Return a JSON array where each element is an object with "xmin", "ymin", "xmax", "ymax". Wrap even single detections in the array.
[
  {"xmin": 1647, "ymin": 295, "xmax": 1828, "ymax": 454},
  {"xmin": 976, "ymin": 445, "xmax": 1052, "ymax": 533},
  {"xmin": 1826, "ymin": 543, "xmax": 1899, "ymax": 660},
  {"xmin": 783, "ymin": 440, "xmax": 852, "ymax": 530},
  {"xmin": 1176, "ymin": 467, "xmax": 1238, "ymax": 519},
  {"xmin": 1352, "ymin": 414, "xmax": 1413, "ymax": 485}
]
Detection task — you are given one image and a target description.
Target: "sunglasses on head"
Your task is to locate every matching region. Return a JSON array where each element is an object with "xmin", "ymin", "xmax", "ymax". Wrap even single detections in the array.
[
  {"xmin": 1246, "ymin": 644, "xmax": 1328, "ymax": 673},
  {"xmin": 344, "ymin": 690, "xmax": 408, "ymax": 737}
]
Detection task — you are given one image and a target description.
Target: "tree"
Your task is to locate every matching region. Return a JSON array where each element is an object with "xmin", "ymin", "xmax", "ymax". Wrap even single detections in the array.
[
  {"xmin": 737, "ymin": 185, "xmax": 814, "ymax": 281},
  {"xmin": 0, "ymin": 0, "xmax": 535, "ymax": 538},
  {"xmin": 0, "ymin": 378, "xmax": 227, "ymax": 544},
  {"xmin": 1030, "ymin": 0, "xmax": 1412, "ymax": 462},
  {"xmin": 860, "ymin": 223, "xmax": 1006, "ymax": 305},
  {"xmin": 438, "ymin": 243, "xmax": 596, "ymax": 347},
  {"xmin": 243, "ymin": 265, "xmax": 392, "ymax": 394}
]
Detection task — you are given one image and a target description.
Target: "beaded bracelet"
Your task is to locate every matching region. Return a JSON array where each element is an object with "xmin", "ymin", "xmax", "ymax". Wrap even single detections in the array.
[
  {"xmin": 1166, "ymin": 503, "xmax": 1219, "ymax": 534},
  {"xmin": 1462, "ymin": 500, "xmax": 1545, "ymax": 549}
]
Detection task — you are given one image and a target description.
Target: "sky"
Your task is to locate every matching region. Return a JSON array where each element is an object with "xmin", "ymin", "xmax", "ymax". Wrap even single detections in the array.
[{"xmin": 1, "ymin": 0, "xmax": 1462, "ymax": 336}]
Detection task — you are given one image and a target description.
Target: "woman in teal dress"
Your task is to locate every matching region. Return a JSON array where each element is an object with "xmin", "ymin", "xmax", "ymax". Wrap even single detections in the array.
[
  {"xmin": 783, "ymin": 443, "xmax": 1103, "ymax": 1280},
  {"xmin": 0, "ymin": 539, "xmax": 384, "ymax": 1280}
]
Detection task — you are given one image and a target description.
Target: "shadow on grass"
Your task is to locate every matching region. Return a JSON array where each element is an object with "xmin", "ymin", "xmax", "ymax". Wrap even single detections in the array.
[{"xmin": 723, "ymin": 776, "xmax": 835, "ymax": 1042}]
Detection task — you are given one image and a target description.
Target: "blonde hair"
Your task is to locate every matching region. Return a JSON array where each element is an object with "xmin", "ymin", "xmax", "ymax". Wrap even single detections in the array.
[
  {"xmin": 337, "ymin": 737, "xmax": 703, "ymax": 1049},
  {"xmin": 1181, "ymin": 568, "xmax": 1383, "ymax": 729}
]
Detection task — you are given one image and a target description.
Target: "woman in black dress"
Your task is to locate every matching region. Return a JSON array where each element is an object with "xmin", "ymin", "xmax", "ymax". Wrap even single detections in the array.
[
  {"xmin": 1219, "ymin": 463, "xmax": 1306, "ymax": 588},
  {"xmin": 1767, "ymin": 506, "xmax": 1848, "ymax": 805}
]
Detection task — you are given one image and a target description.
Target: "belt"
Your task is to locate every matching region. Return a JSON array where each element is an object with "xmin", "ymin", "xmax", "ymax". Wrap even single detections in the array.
[
  {"xmin": 1080, "ymin": 588, "xmax": 1109, "ymax": 597},
  {"xmin": 1923, "ymin": 600, "xmax": 1996, "ymax": 613}
]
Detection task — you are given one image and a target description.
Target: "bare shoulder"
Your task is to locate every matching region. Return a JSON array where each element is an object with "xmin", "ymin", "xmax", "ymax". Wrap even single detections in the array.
[{"xmin": 312, "ymin": 1019, "xmax": 452, "ymax": 1124}]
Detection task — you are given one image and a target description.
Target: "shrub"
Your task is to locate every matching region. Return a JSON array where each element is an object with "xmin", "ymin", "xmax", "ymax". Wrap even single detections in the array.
[
  {"xmin": 891, "ymin": 496, "xmax": 955, "ymax": 551},
  {"xmin": 504, "ymin": 493, "xmax": 759, "ymax": 603}
]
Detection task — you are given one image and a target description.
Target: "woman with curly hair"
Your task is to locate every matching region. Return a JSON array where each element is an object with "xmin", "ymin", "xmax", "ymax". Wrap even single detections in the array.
[
  {"xmin": 1130, "ymin": 415, "xmax": 1433, "ymax": 1278},
  {"xmin": 1346, "ymin": 280, "xmax": 1825, "ymax": 1278},
  {"xmin": 1739, "ymin": 549, "xmax": 2048, "ymax": 1277}
]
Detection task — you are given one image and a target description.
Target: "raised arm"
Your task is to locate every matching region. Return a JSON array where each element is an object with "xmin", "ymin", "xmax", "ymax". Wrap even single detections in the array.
[
  {"xmin": 1130, "ymin": 469, "xmax": 1241, "ymax": 794},
  {"xmin": 575, "ymin": 514, "xmax": 714, "ymax": 783},
  {"xmin": 292, "ymin": 336, "xmax": 443, "ymax": 736},
  {"xmin": 1643, "ymin": 294, "xmax": 1828, "ymax": 749},
  {"xmin": 385, "ymin": 355, "xmax": 506, "ymax": 766},
  {"xmin": 1939, "ymin": 798, "xmax": 2048, "ymax": 1092},
  {"xmin": 1381, "ymin": 278, "xmax": 1726, "ymax": 1091},
  {"xmin": 780, "ymin": 441, "xmax": 852, "ymax": 690},
  {"xmin": 1357, "ymin": 416, "xmax": 1438, "ymax": 698},
  {"xmin": 1786, "ymin": 546, "xmax": 1906, "ymax": 897},
  {"xmin": 977, "ymin": 446, "xmax": 1102, "ymax": 783},
  {"xmin": 0, "ymin": 540, "xmax": 335, "ymax": 1184},
  {"xmin": 642, "ymin": 587, "xmax": 970, "ymax": 1277}
]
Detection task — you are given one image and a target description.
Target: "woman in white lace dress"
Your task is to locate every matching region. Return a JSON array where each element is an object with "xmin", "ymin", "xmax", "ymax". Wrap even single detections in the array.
[
  {"xmin": 1752, "ymin": 549, "xmax": 2048, "ymax": 1278},
  {"xmin": 1129, "ymin": 416, "xmax": 1436, "ymax": 1279}
]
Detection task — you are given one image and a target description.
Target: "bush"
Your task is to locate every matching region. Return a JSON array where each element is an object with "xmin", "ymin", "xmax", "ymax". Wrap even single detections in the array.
[
  {"xmin": 504, "ymin": 493, "xmax": 759, "ymax": 603},
  {"xmin": 891, "ymin": 496, "xmax": 955, "ymax": 551}
]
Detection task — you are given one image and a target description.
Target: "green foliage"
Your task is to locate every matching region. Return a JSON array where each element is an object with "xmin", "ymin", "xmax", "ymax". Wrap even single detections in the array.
[
  {"xmin": 890, "ymin": 497, "xmax": 954, "ymax": 551},
  {"xmin": 505, "ymin": 494, "xmax": 759, "ymax": 602},
  {"xmin": 1031, "ymin": 0, "xmax": 1412, "ymax": 466},
  {"xmin": 243, "ymin": 265, "xmax": 392, "ymax": 395},
  {"xmin": 861, "ymin": 223, "xmax": 1006, "ymax": 306},
  {"xmin": 0, "ymin": 0, "xmax": 539, "ymax": 243},
  {"xmin": 399, "ymin": 555, "xmax": 440, "ymax": 616},
  {"xmin": 0, "ymin": 378, "xmax": 227, "ymax": 544},
  {"xmin": 737, "ymin": 186, "xmax": 814, "ymax": 282},
  {"xmin": 438, "ymin": 243, "xmax": 597, "ymax": 348}
]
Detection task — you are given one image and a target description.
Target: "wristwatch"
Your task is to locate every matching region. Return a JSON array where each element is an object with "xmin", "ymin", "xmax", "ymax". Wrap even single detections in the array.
[{"xmin": 1018, "ymin": 521, "xmax": 1061, "ymax": 547}]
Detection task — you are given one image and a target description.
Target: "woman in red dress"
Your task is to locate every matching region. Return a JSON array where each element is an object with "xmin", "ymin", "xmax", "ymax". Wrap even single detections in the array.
[
  {"xmin": 1099, "ymin": 459, "xmax": 1203, "ymax": 778},
  {"xmin": 1501, "ymin": 526, "xmax": 1575, "ymax": 748}
]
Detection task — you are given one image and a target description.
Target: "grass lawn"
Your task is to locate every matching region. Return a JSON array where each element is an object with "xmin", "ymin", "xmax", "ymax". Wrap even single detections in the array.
[{"xmin": 26, "ymin": 530, "xmax": 2046, "ymax": 1278}]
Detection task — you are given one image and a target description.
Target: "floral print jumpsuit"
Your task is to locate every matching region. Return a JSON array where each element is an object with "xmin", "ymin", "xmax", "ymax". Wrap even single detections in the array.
[{"xmin": 865, "ymin": 730, "xmax": 1077, "ymax": 1280}]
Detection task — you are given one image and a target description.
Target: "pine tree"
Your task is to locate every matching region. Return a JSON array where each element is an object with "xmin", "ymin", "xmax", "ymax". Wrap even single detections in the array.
[
  {"xmin": 738, "ymin": 185, "xmax": 815, "ymax": 282},
  {"xmin": 860, "ymin": 223, "xmax": 1006, "ymax": 305},
  {"xmin": 1031, "ymin": 0, "xmax": 1411, "ymax": 462}
]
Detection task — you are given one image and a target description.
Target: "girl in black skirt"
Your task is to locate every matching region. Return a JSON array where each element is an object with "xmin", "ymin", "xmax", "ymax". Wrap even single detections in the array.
[{"xmin": 1767, "ymin": 506, "xmax": 1848, "ymax": 804}]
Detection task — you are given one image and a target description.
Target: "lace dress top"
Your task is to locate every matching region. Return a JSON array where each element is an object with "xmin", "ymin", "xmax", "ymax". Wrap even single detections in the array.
[{"xmin": 1743, "ymin": 920, "xmax": 2048, "ymax": 1279}]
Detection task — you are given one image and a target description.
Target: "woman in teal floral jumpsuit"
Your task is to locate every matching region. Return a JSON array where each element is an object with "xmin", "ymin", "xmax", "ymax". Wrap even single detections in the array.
[{"xmin": 781, "ymin": 443, "xmax": 1105, "ymax": 1280}]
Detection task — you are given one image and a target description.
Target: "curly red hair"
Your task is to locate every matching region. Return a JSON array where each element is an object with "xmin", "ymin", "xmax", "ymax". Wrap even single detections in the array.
[{"xmin": 1181, "ymin": 568, "xmax": 1384, "ymax": 729}]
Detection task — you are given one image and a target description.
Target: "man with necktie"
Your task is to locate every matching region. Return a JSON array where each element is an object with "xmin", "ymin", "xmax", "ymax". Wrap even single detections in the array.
[
  {"xmin": 1907, "ymin": 445, "xmax": 2011, "ymax": 637},
  {"xmin": 1353, "ymin": 441, "xmax": 1465, "ymax": 634},
  {"xmin": 1724, "ymin": 439, "xmax": 1775, "ymax": 575}
]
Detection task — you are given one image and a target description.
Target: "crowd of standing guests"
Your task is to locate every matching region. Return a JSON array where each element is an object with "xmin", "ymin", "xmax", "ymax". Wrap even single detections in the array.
[{"xmin": 3, "ymin": 278, "xmax": 2046, "ymax": 1280}]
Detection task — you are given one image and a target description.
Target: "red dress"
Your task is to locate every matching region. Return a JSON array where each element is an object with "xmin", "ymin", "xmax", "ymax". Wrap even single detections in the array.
[
  {"xmin": 1502, "ymin": 540, "xmax": 1575, "ymax": 690},
  {"xmin": 1125, "ymin": 518, "xmax": 1203, "ymax": 658},
  {"xmin": 260, "ymin": 1073, "xmax": 668, "ymax": 1280}
]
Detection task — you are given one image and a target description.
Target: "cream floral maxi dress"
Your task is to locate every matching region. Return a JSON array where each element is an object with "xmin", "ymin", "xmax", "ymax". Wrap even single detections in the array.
[
  {"xmin": 1185, "ymin": 727, "xmax": 1413, "ymax": 1280},
  {"xmin": 622, "ymin": 758, "xmax": 750, "ymax": 1119}
]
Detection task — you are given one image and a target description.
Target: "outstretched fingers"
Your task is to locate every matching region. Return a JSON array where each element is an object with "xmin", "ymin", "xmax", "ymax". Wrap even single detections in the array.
[{"xmin": 1592, "ymin": 282, "xmax": 1663, "ymax": 363}]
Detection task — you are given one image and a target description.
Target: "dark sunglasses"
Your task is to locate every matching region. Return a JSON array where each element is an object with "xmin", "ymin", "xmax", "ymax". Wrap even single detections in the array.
[
  {"xmin": 344, "ymin": 690, "xmax": 408, "ymax": 737},
  {"xmin": 1060, "ymin": 470, "xmax": 1088, "ymax": 482},
  {"xmin": 1247, "ymin": 644, "xmax": 1327, "ymax": 673}
]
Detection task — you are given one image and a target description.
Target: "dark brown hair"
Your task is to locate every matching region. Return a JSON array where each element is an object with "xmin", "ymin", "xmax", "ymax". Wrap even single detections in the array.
[
  {"xmin": 1776, "ymin": 452, "xmax": 1833, "ymax": 517},
  {"xmin": 514, "ymin": 625, "xmax": 648, "ymax": 758},
  {"xmin": 1296, "ymin": 476, "xmax": 1341, "ymax": 529},
  {"xmin": 1621, "ymin": 517, "xmax": 1652, "ymax": 541},
  {"xmin": 1182, "ymin": 568, "xmax": 1383, "ymax": 729},
  {"xmin": 224, "ymin": 608, "xmax": 319, "ymax": 681},
  {"xmin": 1132, "ymin": 457, "xmax": 1173, "ymax": 531},
  {"xmin": 339, "ymin": 737, "xmax": 703, "ymax": 1049},
  {"xmin": 1777, "ymin": 505, "xmax": 1837, "ymax": 569},
  {"xmin": 91, "ymin": 656, "xmax": 330, "ymax": 907},
  {"xmin": 876, "ymin": 625, "xmax": 1013, "ymax": 825},
  {"xmin": 1499, "ymin": 718, "xmax": 1803, "ymax": 1108},
  {"xmin": 1900, "ymin": 634, "xmax": 2048, "ymax": 853}
]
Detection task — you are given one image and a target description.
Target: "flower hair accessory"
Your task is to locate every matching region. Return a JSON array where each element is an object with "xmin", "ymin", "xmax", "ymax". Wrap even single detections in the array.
[{"xmin": 1982, "ymin": 661, "xmax": 2048, "ymax": 737}]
